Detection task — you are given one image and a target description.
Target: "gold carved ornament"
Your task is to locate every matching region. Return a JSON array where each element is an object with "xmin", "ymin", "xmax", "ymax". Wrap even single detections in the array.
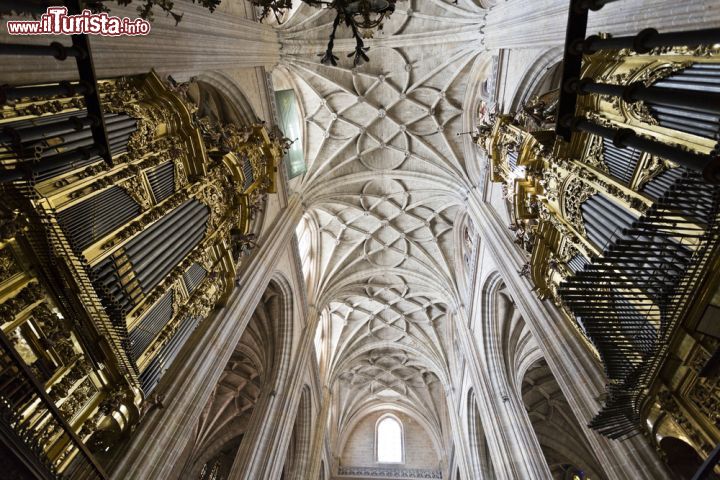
[{"xmin": 561, "ymin": 177, "xmax": 596, "ymax": 236}]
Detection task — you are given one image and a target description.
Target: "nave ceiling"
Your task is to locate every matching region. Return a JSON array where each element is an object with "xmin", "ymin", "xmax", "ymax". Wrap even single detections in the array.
[{"xmin": 273, "ymin": 0, "xmax": 492, "ymax": 461}]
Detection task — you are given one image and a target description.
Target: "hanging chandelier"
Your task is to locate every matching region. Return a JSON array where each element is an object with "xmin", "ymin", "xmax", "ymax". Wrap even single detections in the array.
[{"xmin": 250, "ymin": 0, "xmax": 397, "ymax": 66}]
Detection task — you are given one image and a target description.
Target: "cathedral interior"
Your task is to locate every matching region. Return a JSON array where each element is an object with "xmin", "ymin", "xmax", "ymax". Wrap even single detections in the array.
[{"xmin": 0, "ymin": 1, "xmax": 719, "ymax": 479}]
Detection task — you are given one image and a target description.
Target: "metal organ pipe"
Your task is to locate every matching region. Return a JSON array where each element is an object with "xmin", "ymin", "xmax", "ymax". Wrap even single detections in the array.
[
  {"xmin": 559, "ymin": 169, "xmax": 720, "ymax": 436},
  {"xmin": 0, "ymin": 111, "xmax": 137, "ymax": 182},
  {"xmin": 602, "ymin": 141, "xmax": 640, "ymax": 184},
  {"xmin": 580, "ymin": 193, "xmax": 638, "ymax": 249},
  {"xmin": 91, "ymin": 199, "xmax": 210, "ymax": 321},
  {"xmin": 146, "ymin": 162, "xmax": 176, "ymax": 202},
  {"xmin": 57, "ymin": 186, "xmax": 142, "ymax": 253},
  {"xmin": 128, "ymin": 291, "xmax": 174, "ymax": 361},
  {"xmin": 138, "ymin": 315, "xmax": 201, "ymax": 394},
  {"xmin": 648, "ymin": 64, "xmax": 720, "ymax": 140}
]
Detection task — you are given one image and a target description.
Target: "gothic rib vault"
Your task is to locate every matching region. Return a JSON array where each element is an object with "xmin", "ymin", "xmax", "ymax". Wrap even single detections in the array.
[
  {"xmin": 275, "ymin": 0, "xmax": 489, "ymax": 467},
  {"xmin": 3, "ymin": 0, "xmax": 720, "ymax": 478}
]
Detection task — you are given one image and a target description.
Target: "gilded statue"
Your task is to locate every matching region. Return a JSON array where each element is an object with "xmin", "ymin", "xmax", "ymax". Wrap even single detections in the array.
[{"xmin": 514, "ymin": 89, "xmax": 559, "ymax": 131}]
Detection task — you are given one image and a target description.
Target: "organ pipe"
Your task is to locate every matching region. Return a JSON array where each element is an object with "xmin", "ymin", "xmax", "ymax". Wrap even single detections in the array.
[
  {"xmin": 481, "ymin": 43, "xmax": 720, "ymax": 444},
  {"xmin": 0, "ymin": 71, "xmax": 283, "ymax": 471}
]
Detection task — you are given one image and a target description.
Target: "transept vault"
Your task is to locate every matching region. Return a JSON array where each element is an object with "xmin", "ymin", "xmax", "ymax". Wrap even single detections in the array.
[{"xmin": 0, "ymin": 0, "xmax": 719, "ymax": 479}]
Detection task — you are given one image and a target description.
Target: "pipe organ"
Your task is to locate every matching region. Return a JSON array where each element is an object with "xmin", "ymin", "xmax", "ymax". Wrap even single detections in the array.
[
  {"xmin": 0, "ymin": 72, "xmax": 281, "ymax": 477},
  {"xmin": 482, "ymin": 42, "xmax": 720, "ymax": 457}
]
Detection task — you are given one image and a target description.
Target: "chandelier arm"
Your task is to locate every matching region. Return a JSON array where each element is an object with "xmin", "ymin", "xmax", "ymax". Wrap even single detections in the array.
[
  {"xmin": 320, "ymin": 12, "xmax": 342, "ymax": 66},
  {"xmin": 346, "ymin": 16, "xmax": 369, "ymax": 66},
  {"xmin": 250, "ymin": 0, "xmax": 396, "ymax": 64},
  {"xmin": 273, "ymin": 7, "xmax": 284, "ymax": 24}
]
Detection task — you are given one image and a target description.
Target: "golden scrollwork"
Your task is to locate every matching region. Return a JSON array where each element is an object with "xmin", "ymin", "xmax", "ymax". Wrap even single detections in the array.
[
  {"xmin": 0, "ymin": 247, "xmax": 19, "ymax": 282},
  {"xmin": 0, "ymin": 70, "xmax": 281, "ymax": 469},
  {"xmin": 583, "ymin": 136, "xmax": 609, "ymax": 172},
  {"xmin": 658, "ymin": 390, "xmax": 713, "ymax": 455},
  {"xmin": 561, "ymin": 177, "xmax": 596, "ymax": 235}
]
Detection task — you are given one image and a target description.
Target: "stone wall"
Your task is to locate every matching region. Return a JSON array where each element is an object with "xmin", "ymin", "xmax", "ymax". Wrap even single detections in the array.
[{"xmin": 340, "ymin": 411, "xmax": 441, "ymax": 472}]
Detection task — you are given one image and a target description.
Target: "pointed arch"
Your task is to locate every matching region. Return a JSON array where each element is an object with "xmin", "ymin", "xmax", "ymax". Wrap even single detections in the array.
[
  {"xmin": 520, "ymin": 358, "xmax": 607, "ymax": 479},
  {"xmin": 375, "ymin": 413, "xmax": 405, "ymax": 464},
  {"xmin": 184, "ymin": 278, "xmax": 294, "ymax": 478},
  {"xmin": 508, "ymin": 47, "xmax": 564, "ymax": 113}
]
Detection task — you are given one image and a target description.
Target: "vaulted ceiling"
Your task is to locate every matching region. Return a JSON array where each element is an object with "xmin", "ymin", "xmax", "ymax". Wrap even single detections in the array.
[
  {"xmin": 185, "ymin": 285, "xmax": 281, "ymax": 476},
  {"xmin": 276, "ymin": 0, "xmax": 491, "ymax": 463}
]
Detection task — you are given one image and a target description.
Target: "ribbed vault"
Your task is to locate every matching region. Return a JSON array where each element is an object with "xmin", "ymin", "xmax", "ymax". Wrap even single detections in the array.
[
  {"xmin": 522, "ymin": 360, "xmax": 605, "ymax": 479},
  {"xmin": 277, "ymin": 0, "xmax": 489, "ymax": 472},
  {"xmin": 182, "ymin": 285, "xmax": 281, "ymax": 477}
]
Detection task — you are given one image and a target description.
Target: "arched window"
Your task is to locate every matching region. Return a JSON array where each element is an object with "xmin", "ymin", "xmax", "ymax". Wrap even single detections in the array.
[{"xmin": 376, "ymin": 415, "xmax": 403, "ymax": 464}]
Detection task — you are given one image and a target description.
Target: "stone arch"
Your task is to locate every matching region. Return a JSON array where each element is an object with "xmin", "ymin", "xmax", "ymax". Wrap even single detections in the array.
[
  {"xmin": 520, "ymin": 358, "xmax": 606, "ymax": 480},
  {"xmin": 453, "ymin": 211, "xmax": 480, "ymax": 304},
  {"xmin": 462, "ymin": 51, "xmax": 498, "ymax": 184},
  {"xmin": 267, "ymin": 273, "xmax": 296, "ymax": 390},
  {"xmin": 296, "ymin": 211, "xmax": 321, "ymax": 296},
  {"xmin": 183, "ymin": 279, "xmax": 293, "ymax": 478},
  {"xmin": 271, "ymin": 65, "xmax": 310, "ymax": 173},
  {"xmin": 329, "ymin": 341, "xmax": 450, "ymax": 390},
  {"xmin": 180, "ymin": 71, "xmax": 271, "ymax": 239},
  {"xmin": 375, "ymin": 413, "xmax": 405, "ymax": 463},
  {"xmin": 477, "ymin": 275, "xmax": 612, "ymax": 479},
  {"xmin": 315, "ymin": 267, "xmax": 457, "ymax": 313},
  {"xmin": 509, "ymin": 47, "xmax": 564, "ymax": 114},
  {"xmin": 193, "ymin": 71, "xmax": 259, "ymax": 126},
  {"xmin": 475, "ymin": 270, "xmax": 503, "ymax": 334},
  {"xmin": 336, "ymin": 402, "xmax": 445, "ymax": 463},
  {"xmin": 481, "ymin": 275, "xmax": 540, "ymax": 395},
  {"xmin": 476, "ymin": 274, "xmax": 554, "ymax": 478},
  {"xmin": 338, "ymin": 408, "xmax": 442, "ymax": 473}
]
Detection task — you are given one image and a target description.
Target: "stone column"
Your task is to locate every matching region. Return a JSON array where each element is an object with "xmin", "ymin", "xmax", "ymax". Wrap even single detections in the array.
[
  {"xmin": 306, "ymin": 385, "xmax": 332, "ymax": 480},
  {"xmin": 226, "ymin": 385, "xmax": 280, "ymax": 480},
  {"xmin": 484, "ymin": 0, "xmax": 720, "ymax": 51},
  {"xmin": 0, "ymin": 0, "xmax": 280, "ymax": 84},
  {"xmin": 454, "ymin": 307, "xmax": 553, "ymax": 480},
  {"xmin": 285, "ymin": 309, "xmax": 321, "ymax": 480},
  {"xmin": 109, "ymin": 197, "xmax": 302, "ymax": 480},
  {"xmin": 446, "ymin": 387, "xmax": 477, "ymax": 480},
  {"xmin": 467, "ymin": 193, "xmax": 671, "ymax": 480}
]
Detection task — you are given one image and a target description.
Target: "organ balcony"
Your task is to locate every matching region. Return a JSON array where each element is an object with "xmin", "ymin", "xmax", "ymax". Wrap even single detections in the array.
[
  {"xmin": 482, "ymin": 27, "xmax": 720, "ymax": 449},
  {"xmin": 0, "ymin": 70, "xmax": 282, "ymax": 476}
]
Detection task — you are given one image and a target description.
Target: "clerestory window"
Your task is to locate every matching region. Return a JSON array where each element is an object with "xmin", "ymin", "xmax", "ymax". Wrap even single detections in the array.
[{"xmin": 376, "ymin": 415, "xmax": 404, "ymax": 464}]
